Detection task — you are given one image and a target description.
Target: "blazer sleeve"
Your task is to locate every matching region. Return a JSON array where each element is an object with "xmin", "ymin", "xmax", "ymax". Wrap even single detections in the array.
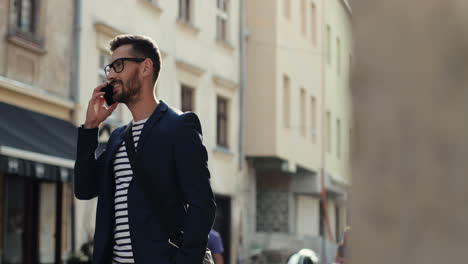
[
  {"xmin": 173, "ymin": 112, "xmax": 217, "ymax": 264},
  {"xmin": 73, "ymin": 126, "xmax": 106, "ymax": 200}
]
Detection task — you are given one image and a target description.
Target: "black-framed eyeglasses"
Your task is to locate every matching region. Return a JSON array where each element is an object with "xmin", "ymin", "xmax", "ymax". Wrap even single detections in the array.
[{"xmin": 104, "ymin": 57, "xmax": 146, "ymax": 76}]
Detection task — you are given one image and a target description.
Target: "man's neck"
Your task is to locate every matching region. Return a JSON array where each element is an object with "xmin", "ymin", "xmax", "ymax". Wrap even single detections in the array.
[{"xmin": 127, "ymin": 94, "xmax": 159, "ymax": 122}]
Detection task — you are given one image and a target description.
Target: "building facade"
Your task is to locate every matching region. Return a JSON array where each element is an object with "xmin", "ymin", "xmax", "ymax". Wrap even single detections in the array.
[
  {"xmin": 0, "ymin": 0, "xmax": 352, "ymax": 263},
  {"xmin": 0, "ymin": 0, "xmax": 77, "ymax": 263},
  {"xmin": 245, "ymin": 0, "xmax": 352, "ymax": 263},
  {"xmin": 74, "ymin": 1, "xmax": 247, "ymax": 263}
]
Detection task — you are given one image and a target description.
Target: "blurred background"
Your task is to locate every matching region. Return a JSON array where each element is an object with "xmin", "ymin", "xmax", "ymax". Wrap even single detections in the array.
[{"xmin": 0, "ymin": 0, "xmax": 353, "ymax": 263}]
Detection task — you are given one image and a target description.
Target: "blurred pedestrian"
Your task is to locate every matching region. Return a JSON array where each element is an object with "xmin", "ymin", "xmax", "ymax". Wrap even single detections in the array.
[{"xmin": 207, "ymin": 229, "xmax": 225, "ymax": 264}]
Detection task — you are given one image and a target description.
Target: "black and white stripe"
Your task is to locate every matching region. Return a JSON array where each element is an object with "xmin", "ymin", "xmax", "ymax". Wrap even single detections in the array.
[{"xmin": 112, "ymin": 118, "xmax": 147, "ymax": 264}]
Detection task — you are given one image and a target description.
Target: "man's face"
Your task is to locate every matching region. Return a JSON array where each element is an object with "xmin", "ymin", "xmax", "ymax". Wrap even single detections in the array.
[{"xmin": 107, "ymin": 44, "xmax": 144, "ymax": 104}]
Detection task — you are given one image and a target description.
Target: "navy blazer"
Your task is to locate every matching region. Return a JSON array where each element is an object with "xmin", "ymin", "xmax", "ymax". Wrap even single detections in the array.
[{"xmin": 74, "ymin": 101, "xmax": 216, "ymax": 264}]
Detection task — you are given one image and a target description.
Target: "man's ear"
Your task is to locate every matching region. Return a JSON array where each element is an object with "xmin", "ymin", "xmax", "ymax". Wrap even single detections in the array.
[{"xmin": 142, "ymin": 59, "xmax": 154, "ymax": 77}]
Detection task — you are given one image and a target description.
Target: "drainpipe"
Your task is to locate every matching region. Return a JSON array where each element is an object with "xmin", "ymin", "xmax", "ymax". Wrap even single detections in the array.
[
  {"xmin": 238, "ymin": 0, "xmax": 247, "ymax": 170},
  {"xmin": 320, "ymin": 1, "xmax": 332, "ymax": 263},
  {"xmin": 71, "ymin": 0, "xmax": 82, "ymax": 126},
  {"xmin": 71, "ymin": 0, "xmax": 82, "ymax": 255}
]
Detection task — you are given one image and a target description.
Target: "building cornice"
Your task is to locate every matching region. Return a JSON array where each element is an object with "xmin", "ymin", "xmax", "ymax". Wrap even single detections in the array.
[
  {"xmin": 94, "ymin": 22, "xmax": 124, "ymax": 37},
  {"xmin": 175, "ymin": 59, "xmax": 205, "ymax": 76},
  {"xmin": 212, "ymin": 74, "xmax": 239, "ymax": 91},
  {"xmin": 0, "ymin": 75, "xmax": 74, "ymax": 109}
]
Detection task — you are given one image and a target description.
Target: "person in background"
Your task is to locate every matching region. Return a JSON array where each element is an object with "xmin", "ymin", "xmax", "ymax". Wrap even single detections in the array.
[{"xmin": 207, "ymin": 229, "xmax": 225, "ymax": 264}]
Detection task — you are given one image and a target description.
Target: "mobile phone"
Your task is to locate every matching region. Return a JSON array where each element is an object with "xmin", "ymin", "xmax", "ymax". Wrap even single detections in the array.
[{"xmin": 100, "ymin": 82, "xmax": 115, "ymax": 106}]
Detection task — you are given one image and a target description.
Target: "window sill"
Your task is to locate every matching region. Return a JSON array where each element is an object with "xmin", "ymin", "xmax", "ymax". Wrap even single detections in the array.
[
  {"xmin": 140, "ymin": 0, "xmax": 163, "ymax": 13},
  {"xmin": 213, "ymin": 146, "xmax": 234, "ymax": 156},
  {"xmin": 176, "ymin": 19, "xmax": 200, "ymax": 35},
  {"xmin": 7, "ymin": 31, "xmax": 46, "ymax": 55},
  {"xmin": 215, "ymin": 39, "xmax": 235, "ymax": 52}
]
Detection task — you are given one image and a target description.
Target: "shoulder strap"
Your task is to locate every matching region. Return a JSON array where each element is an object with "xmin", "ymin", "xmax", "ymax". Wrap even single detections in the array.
[{"xmin": 124, "ymin": 123, "xmax": 176, "ymax": 238}]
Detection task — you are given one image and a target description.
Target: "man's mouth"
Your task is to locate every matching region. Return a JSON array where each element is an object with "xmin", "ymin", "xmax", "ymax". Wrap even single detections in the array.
[{"xmin": 112, "ymin": 81, "xmax": 122, "ymax": 90}]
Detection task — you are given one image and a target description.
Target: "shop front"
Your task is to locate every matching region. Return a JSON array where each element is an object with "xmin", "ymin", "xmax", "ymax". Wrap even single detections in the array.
[{"xmin": 0, "ymin": 102, "xmax": 76, "ymax": 264}]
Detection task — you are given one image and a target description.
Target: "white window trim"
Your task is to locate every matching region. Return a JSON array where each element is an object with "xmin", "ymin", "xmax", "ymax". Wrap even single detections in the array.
[
  {"xmin": 216, "ymin": 0, "xmax": 229, "ymax": 42},
  {"xmin": 178, "ymin": 0, "xmax": 193, "ymax": 24}
]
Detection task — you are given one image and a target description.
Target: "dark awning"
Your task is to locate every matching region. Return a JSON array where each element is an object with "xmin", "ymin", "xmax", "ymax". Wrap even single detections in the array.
[{"xmin": 0, "ymin": 102, "xmax": 77, "ymax": 182}]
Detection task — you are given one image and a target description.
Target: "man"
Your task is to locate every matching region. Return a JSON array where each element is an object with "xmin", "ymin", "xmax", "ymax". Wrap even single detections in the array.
[
  {"xmin": 207, "ymin": 229, "xmax": 224, "ymax": 264},
  {"xmin": 74, "ymin": 34, "xmax": 216, "ymax": 264}
]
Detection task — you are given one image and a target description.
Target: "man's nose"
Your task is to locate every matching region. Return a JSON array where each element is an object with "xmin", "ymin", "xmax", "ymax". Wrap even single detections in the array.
[{"xmin": 107, "ymin": 69, "xmax": 117, "ymax": 81}]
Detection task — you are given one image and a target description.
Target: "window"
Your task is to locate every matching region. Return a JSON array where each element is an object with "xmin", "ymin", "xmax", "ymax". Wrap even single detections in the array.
[
  {"xmin": 178, "ymin": 0, "xmax": 192, "ymax": 23},
  {"xmin": 335, "ymin": 204, "xmax": 341, "ymax": 243},
  {"xmin": 217, "ymin": 96, "xmax": 229, "ymax": 148},
  {"xmin": 98, "ymin": 52, "xmax": 111, "ymax": 83},
  {"xmin": 283, "ymin": 75, "xmax": 291, "ymax": 128},
  {"xmin": 311, "ymin": 96, "xmax": 317, "ymax": 142},
  {"xmin": 4, "ymin": 176, "xmax": 39, "ymax": 263},
  {"xmin": 181, "ymin": 84, "xmax": 195, "ymax": 112},
  {"xmin": 283, "ymin": 0, "xmax": 291, "ymax": 19},
  {"xmin": 300, "ymin": 88, "xmax": 306, "ymax": 137},
  {"xmin": 326, "ymin": 25, "xmax": 331, "ymax": 65},
  {"xmin": 337, "ymin": 119, "xmax": 341, "ymax": 158},
  {"xmin": 337, "ymin": 38, "xmax": 341, "ymax": 74},
  {"xmin": 326, "ymin": 111, "xmax": 331, "ymax": 153},
  {"xmin": 301, "ymin": 0, "xmax": 307, "ymax": 36},
  {"xmin": 12, "ymin": 0, "xmax": 38, "ymax": 35},
  {"xmin": 311, "ymin": 3, "xmax": 317, "ymax": 45},
  {"xmin": 145, "ymin": 0, "xmax": 163, "ymax": 11},
  {"xmin": 216, "ymin": 0, "xmax": 229, "ymax": 41}
]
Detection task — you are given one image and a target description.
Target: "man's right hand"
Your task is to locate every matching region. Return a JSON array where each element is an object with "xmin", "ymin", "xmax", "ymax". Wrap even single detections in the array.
[{"xmin": 83, "ymin": 82, "xmax": 119, "ymax": 129}]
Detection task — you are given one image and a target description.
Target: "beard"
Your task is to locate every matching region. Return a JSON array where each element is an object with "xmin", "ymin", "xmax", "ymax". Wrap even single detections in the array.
[{"xmin": 113, "ymin": 73, "xmax": 141, "ymax": 104}]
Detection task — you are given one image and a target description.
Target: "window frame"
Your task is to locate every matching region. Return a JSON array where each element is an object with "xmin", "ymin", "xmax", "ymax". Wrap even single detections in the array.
[
  {"xmin": 181, "ymin": 84, "xmax": 195, "ymax": 112},
  {"xmin": 311, "ymin": 96, "xmax": 317, "ymax": 142},
  {"xmin": 178, "ymin": 0, "xmax": 193, "ymax": 23},
  {"xmin": 9, "ymin": 0, "xmax": 42, "ymax": 45},
  {"xmin": 98, "ymin": 51, "xmax": 122, "ymax": 121},
  {"xmin": 216, "ymin": 0, "xmax": 230, "ymax": 42},
  {"xmin": 311, "ymin": 2, "xmax": 317, "ymax": 46},
  {"xmin": 283, "ymin": 75, "xmax": 291, "ymax": 129},
  {"xmin": 300, "ymin": 88, "xmax": 307, "ymax": 137},
  {"xmin": 216, "ymin": 96, "xmax": 229, "ymax": 148}
]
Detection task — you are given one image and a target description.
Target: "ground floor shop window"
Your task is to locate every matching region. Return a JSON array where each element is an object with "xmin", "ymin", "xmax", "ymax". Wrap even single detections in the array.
[
  {"xmin": 4, "ymin": 175, "xmax": 39, "ymax": 264},
  {"xmin": 2, "ymin": 174, "xmax": 71, "ymax": 264}
]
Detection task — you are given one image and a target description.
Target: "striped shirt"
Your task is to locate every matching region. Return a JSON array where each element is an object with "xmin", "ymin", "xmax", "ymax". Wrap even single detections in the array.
[{"xmin": 112, "ymin": 118, "xmax": 148, "ymax": 264}]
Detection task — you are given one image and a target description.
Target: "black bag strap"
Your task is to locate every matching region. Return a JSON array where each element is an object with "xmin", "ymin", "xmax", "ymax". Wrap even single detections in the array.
[{"xmin": 123, "ymin": 123, "xmax": 176, "ymax": 238}]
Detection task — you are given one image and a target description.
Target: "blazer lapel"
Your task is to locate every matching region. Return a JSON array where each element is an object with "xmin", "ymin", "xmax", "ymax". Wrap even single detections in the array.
[
  {"xmin": 135, "ymin": 100, "xmax": 168, "ymax": 153},
  {"xmin": 109, "ymin": 125, "xmax": 128, "ymax": 158}
]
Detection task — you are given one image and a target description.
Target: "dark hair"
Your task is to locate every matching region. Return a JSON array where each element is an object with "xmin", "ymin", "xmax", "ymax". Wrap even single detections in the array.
[{"xmin": 109, "ymin": 34, "xmax": 161, "ymax": 83}]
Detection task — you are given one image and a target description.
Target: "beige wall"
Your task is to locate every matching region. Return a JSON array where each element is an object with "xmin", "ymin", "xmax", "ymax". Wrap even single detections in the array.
[
  {"xmin": 245, "ymin": 0, "xmax": 278, "ymax": 156},
  {"xmin": 276, "ymin": 0, "xmax": 324, "ymax": 172},
  {"xmin": 323, "ymin": 0, "xmax": 352, "ymax": 184},
  {"xmin": 246, "ymin": 0, "xmax": 323, "ymax": 172},
  {"xmin": 0, "ymin": 0, "xmax": 75, "ymax": 121}
]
